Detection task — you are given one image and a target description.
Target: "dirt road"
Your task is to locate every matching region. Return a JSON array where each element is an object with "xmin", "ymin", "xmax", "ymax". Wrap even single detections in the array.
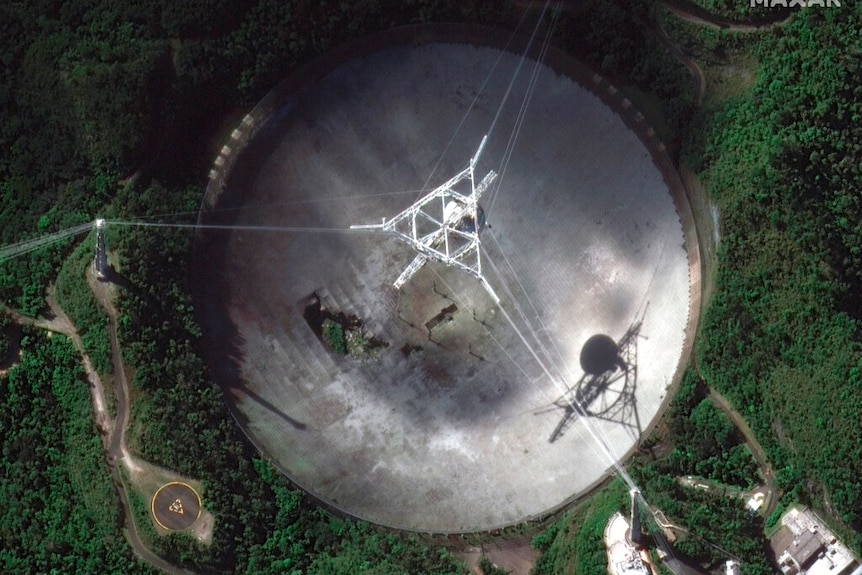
[
  {"xmin": 707, "ymin": 388, "xmax": 779, "ymax": 517},
  {"xmin": 4, "ymin": 278, "xmax": 194, "ymax": 575},
  {"xmin": 88, "ymin": 270, "xmax": 198, "ymax": 575}
]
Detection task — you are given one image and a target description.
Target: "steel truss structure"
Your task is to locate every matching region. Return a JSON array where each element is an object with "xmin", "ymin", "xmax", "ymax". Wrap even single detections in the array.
[{"xmin": 352, "ymin": 136, "xmax": 499, "ymax": 302}]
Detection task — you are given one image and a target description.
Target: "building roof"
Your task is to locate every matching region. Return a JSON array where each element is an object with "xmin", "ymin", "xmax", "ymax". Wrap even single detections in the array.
[
  {"xmin": 788, "ymin": 529, "xmax": 825, "ymax": 568},
  {"xmin": 772, "ymin": 526, "xmax": 797, "ymax": 559},
  {"xmin": 772, "ymin": 507, "xmax": 859, "ymax": 575}
]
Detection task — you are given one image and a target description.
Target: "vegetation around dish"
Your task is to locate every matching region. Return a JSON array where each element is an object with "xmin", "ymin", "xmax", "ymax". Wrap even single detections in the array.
[
  {"xmin": 1, "ymin": 0, "xmax": 861, "ymax": 573},
  {"xmin": 55, "ymin": 235, "xmax": 113, "ymax": 374},
  {"xmin": 631, "ymin": 372, "xmax": 775, "ymax": 575},
  {"xmin": 531, "ymin": 479, "xmax": 631, "ymax": 575},
  {"xmin": 534, "ymin": 372, "xmax": 773, "ymax": 575},
  {"xmin": 0, "ymin": 332, "xmax": 155, "ymax": 574},
  {"xmin": 322, "ymin": 318, "xmax": 348, "ymax": 354},
  {"xmin": 687, "ymin": 6, "xmax": 862, "ymax": 541},
  {"xmin": 659, "ymin": 372, "xmax": 760, "ymax": 490},
  {"xmin": 679, "ymin": 0, "xmax": 790, "ymax": 22},
  {"xmin": 0, "ymin": 313, "xmax": 13, "ymax": 361},
  {"xmin": 317, "ymin": 309, "xmax": 388, "ymax": 360}
]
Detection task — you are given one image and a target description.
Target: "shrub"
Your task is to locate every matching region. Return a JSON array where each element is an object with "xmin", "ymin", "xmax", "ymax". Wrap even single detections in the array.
[{"xmin": 322, "ymin": 319, "xmax": 346, "ymax": 354}]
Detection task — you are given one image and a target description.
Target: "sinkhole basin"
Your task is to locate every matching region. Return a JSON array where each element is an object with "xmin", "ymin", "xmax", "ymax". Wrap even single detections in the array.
[{"xmin": 194, "ymin": 25, "xmax": 701, "ymax": 533}]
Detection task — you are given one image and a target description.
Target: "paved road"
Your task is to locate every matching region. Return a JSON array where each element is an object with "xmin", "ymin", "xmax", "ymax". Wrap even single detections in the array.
[
  {"xmin": 105, "ymin": 316, "xmax": 195, "ymax": 575},
  {"xmin": 663, "ymin": 0, "xmax": 792, "ymax": 32},
  {"xmin": 89, "ymin": 276, "xmax": 130, "ymax": 461},
  {"xmin": 707, "ymin": 388, "xmax": 779, "ymax": 517}
]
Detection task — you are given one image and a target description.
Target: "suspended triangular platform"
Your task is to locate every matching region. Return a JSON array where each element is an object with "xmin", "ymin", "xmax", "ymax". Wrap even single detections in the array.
[{"xmin": 352, "ymin": 136, "xmax": 499, "ymax": 302}]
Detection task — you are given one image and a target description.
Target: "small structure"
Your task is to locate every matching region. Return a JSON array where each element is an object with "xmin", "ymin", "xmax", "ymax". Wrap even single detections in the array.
[
  {"xmin": 771, "ymin": 507, "xmax": 859, "ymax": 575},
  {"xmin": 747, "ymin": 492, "xmax": 766, "ymax": 514},
  {"xmin": 726, "ymin": 560, "xmax": 742, "ymax": 575},
  {"xmin": 94, "ymin": 219, "xmax": 109, "ymax": 281},
  {"xmin": 606, "ymin": 492, "xmax": 653, "ymax": 575},
  {"xmin": 651, "ymin": 508, "xmax": 678, "ymax": 544}
]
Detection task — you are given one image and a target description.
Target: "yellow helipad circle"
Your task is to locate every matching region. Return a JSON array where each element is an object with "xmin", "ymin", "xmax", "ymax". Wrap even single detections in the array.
[{"xmin": 151, "ymin": 482, "xmax": 201, "ymax": 531}]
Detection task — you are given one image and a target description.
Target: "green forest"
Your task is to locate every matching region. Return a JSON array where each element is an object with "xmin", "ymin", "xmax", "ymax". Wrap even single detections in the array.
[
  {"xmin": 2, "ymin": 0, "xmax": 862, "ymax": 574},
  {"xmin": 682, "ymin": 4, "xmax": 862, "ymax": 535},
  {"xmin": 0, "ymin": 332, "xmax": 156, "ymax": 574}
]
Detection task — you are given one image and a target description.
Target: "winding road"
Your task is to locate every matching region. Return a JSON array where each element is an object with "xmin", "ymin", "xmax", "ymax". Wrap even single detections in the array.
[
  {"xmin": 88, "ymin": 271, "xmax": 197, "ymax": 575},
  {"xmin": 3, "ymin": 277, "xmax": 193, "ymax": 575},
  {"xmin": 660, "ymin": 0, "xmax": 785, "ymax": 521},
  {"xmin": 653, "ymin": 2, "xmax": 794, "ymax": 107},
  {"xmin": 707, "ymin": 388, "xmax": 780, "ymax": 518},
  {"xmin": 663, "ymin": 0, "xmax": 792, "ymax": 32}
]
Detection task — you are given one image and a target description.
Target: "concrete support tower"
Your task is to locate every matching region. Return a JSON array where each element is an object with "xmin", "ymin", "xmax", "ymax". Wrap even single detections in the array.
[
  {"xmin": 94, "ymin": 219, "xmax": 109, "ymax": 281},
  {"xmin": 630, "ymin": 489, "xmax": 645, "ymax": 548}
]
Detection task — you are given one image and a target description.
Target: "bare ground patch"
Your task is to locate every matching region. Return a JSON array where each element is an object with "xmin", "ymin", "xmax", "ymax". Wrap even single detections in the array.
[
  {"xmin": 454, "ymin": 541, "xmax": 539, "ymax": 575},
  {"xmin": 702, "ymin": 57, "xmax": 758, "ymax": 109}
]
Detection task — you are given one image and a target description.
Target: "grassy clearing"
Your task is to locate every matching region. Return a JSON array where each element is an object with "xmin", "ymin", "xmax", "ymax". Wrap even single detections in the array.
[
  {"xmin": 119, "ymin": 463, "xmax": 160, "ymax": 549},
  {"xmin": 700, "ymin": 54, "xmax": 759, "ymax": 109},
  {"xmin": 121, "ymin": 457, "xmax": 214, "ymax": 545}
]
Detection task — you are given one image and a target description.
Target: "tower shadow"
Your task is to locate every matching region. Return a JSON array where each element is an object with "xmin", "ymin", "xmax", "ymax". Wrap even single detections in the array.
[
  {"xmin": 97, "ymin": 266, "xmax": 142, "ymax": 297},
  {"xmin": 229, "ymin": 385, "xmax": 308, "ymax": 431},
  {"xmin": 537, "ymin": 311, "xmax": 646, "ymax": 443}
]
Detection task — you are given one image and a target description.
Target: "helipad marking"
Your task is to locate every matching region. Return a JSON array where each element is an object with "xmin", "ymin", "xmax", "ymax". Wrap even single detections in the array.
[
  {"xmin": 169, "ymin": 499, "xmax": 184, "ymax": 514},
  {"xmin": 151, "ymin": 481, "xmax": 201, "ymax": 531}
]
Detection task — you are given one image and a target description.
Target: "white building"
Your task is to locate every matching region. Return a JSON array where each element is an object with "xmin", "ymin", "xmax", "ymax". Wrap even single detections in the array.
[
  {"xmin": 771, "ymin": 507, "xmax": 858, "ymax": 575},
  {"xmin": 605, "ymin": 512, "xmax": 651, "ymax": 575}
]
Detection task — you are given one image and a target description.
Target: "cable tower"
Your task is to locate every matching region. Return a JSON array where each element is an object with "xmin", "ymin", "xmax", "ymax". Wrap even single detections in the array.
[{"xmin": 94, "ymin": 219, "xmax": 109, "ymax": 281}]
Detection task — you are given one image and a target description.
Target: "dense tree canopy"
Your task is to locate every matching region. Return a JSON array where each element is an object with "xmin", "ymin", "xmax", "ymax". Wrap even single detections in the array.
[
  {"xmin": 0, "ymin": 313, "xmax": 13, "ymax": 360},
  {"xmin": 631, "ymin": 372, "xmax": 773, "ymax": 575},
  {"xmin": 692, "ymin": 7, "xmax": 862, "ymax": 536},
  {"xmin": 662, "ymin": 373, "xmax": 760, "ymax": 489},
  {"xmin": 0, "ymin": 332, "xmax": 155, "ymax": 574},
  {"xmin": 531, "ymin": 479, "xmax": 631, "ymax": 575}
]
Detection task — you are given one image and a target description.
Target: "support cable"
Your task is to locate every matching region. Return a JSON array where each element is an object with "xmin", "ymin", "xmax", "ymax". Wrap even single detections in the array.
[{"xmin": 0, "ymin": 222, "xmax": 94, "ymax": 264}]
